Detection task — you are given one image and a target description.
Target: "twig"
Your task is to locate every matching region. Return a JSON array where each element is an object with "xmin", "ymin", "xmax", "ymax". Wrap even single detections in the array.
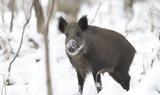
[
  {"xmin": 4, "ymin": 76, "xmax": 7, "ymax": 95},
  {"xmin": 125, "ymin": 14, "xmax": 134, "ymax": 37},
  {"xmin": 8, "ymin": 3, "xmax": 33, "ymax": 76},
  {"xmin": 8, "ymin": 19, "xmax": 28, "ymax": 74},
  {"xmin": 90, "ymin": 0, "xmax": 104, "ymax": 24},
  {"xmin": 10, "ymin": 9, "xmax": 14, "ymax": 32},
  {"xmin": 46, "ymin": 0, "xmax": 55, "ymax": 26},
  {"xmin": 125, "ymin": 3, "xmax": 134, "ymax": 37},
  {"xmin": 141, "ymin": 64, "xmax": 146, "ymax": 75}
]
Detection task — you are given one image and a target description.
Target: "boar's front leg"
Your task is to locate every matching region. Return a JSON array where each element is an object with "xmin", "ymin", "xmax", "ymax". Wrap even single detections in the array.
[{"xmin": 77, "ymin": 71, "xmax": 85, "ymax": 94}]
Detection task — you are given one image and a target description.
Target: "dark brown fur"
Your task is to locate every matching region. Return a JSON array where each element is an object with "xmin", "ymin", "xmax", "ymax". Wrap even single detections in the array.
[{"xmin": 58, "ymin": 16, "xmax": 136, "ymax": 93}]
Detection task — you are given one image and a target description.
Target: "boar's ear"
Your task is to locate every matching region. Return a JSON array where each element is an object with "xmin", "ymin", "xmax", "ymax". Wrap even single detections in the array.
[
  {"xmin": 78, "ymin": 15, "xmax": 88, "ymax": 31},
  {"xmin": 58, "ymin": 16, "xmax": 68, "ymax": 33}
]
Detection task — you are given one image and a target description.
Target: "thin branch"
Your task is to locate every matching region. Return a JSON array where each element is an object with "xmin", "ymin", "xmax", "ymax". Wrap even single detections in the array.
[
  {"xmin": 34, "ymin": 0, "xmax": 45, "ymax": 34},
  {"xmin": 46, "ymin": 0, "xmax": 55, "ymax": 26},
  {"xmin": 8, "ymin": 19, "xmax": 29, "ymax": 74},
  {"xmin": 0, "ymin": 0, "xmax": 5, "ymax": 23},
  {"xmin": 10, "ymin": 9, "xmax": 14, "ymax": 32},
  {"xmin": 125, "ymin": 14, "xmax": 134, "ymax": 37},
  {"xmin": 8, "ymin": 3, "xmax": 33, "ymax": 76},
  {"xmin": 90, "ymin": 0, "xmax": 104, "ymax": 24},
  {"xmin": 4, "ymin": 76, "xmax": 7, "ymax": 95}
]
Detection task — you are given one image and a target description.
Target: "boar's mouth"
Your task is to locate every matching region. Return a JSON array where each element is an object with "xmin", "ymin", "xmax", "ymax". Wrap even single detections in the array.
[{"xmin": 66, "ymin": 39, "xmax": 84, "ymax": 56}]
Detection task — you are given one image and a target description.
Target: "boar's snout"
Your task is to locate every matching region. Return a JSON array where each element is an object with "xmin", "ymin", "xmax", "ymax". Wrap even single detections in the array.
[
  {"xmin": 66, "ymin": 39, "xmax": 78, "ymax": 53},
  {"xmin": 66, "ymin": 39, "xmax": 85, "ymax": 56}
]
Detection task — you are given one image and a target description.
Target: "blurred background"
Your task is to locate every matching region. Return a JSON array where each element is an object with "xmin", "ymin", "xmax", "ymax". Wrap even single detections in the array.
[{"xmin": 0, "ymin": 0, "xmax": 160, "ymax": 95}]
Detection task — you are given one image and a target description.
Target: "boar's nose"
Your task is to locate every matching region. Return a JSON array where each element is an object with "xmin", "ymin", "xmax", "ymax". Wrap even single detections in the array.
[{"xmin": 66, "ymin": 39, "xmax": 78, "ymax": 53}]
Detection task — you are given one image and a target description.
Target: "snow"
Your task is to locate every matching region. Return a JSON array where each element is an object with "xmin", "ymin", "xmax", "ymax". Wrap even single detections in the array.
[
  {"xmin": 0, "ymin": 0, "xmax": 160, "ymax": 95},
  {"xmin": 127, "ymin": 63, "xmax": 160, "ymax": 95}
]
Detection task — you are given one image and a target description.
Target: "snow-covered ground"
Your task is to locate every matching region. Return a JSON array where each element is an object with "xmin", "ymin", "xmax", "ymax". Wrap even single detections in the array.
[{"xmin": 0, "ymin": 0, "xmax": 160, "ymax": 95}]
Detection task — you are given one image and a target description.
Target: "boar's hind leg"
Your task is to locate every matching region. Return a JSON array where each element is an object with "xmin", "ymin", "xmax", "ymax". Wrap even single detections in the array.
[
  {"xmin": 93, "ymin": 71, "xmax": 102, "ymax": 93},
  {"xmin": 116, "ymin": 70, "xmax": 130, "ymax": 91},
  {"xmin": 77, "ymin": 72, "xmax": 85, "ymax": 94},
  {"xmin": 109, "ymin": 72, "xmax": 121, "ymax": 84},
  {"xmin": 109, "ymin": 70, "xmax": 130, "ymax": 91}
]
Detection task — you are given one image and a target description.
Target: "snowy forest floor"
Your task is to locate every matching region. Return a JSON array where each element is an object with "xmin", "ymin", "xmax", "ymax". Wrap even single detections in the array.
[{"xmin": 0, "ymin": 0, "xmax": 160, "ymax": 95}]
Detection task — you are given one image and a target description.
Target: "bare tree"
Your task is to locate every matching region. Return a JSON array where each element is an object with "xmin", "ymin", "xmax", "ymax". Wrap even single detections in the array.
[
  {"xmin": 8, "ymin": 0, "xmax": 16, "ymax": 32},
  {"xmin": 124, "ymin": 0, "xmax": 134, "ymax": 12},
  {"xmin": 34, "ymin": 0, "xmax": 55, "ymax": 95},
  {"xmin": 0, "ymin": 0, "xmax": 4, "ymax": 23},
  {"xmin": 124, "ymin": 0, "xmax": 135, "ymax": 36},
  {"xmin": 1, "ymin": 75, "xmax": 7, "ymax": 95}
]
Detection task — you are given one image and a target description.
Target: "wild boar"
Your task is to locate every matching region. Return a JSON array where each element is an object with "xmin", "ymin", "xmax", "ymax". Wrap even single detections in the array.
[{"xmin": 58, "ymin": 15, "xmax": 136, "ymax": 93}]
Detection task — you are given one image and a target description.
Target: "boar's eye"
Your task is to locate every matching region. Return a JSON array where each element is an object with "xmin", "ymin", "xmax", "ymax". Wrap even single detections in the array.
[
  {"xmin": 76, "ymin": 32, "xmax": 81, "ymax": 37},
  {"xmin": 65, "ymin": 33, "xmax": 69, "ymax": 36}
]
